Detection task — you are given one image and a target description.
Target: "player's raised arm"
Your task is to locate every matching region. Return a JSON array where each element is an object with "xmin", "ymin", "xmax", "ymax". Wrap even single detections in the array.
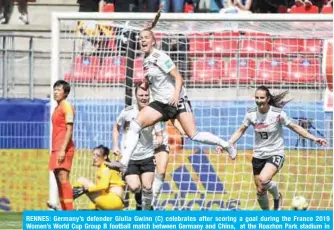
[{"xmin": 287, "ymin": 122, "xmax": 328, "ymax": 146}]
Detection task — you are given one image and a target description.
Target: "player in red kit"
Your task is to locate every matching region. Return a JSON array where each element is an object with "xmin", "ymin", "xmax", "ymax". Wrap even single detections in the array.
[{"xmin": 48, "ymin": 80, "xmax": 75, "ymax": 210}]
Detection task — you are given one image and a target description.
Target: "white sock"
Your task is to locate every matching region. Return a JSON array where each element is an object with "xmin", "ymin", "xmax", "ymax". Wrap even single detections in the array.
[
  {"xmin": 49, "ymin": 171, "xmax": 60, "ymax": 208},
  {"xmin": 120, "ymin": 120, "xmax": 141, "ymax": 166},
  {"xmin": 263, "ymin": 180, "xmax": 280, "ymax": 200},
  {"xmin": 191, "ymin": 132, "xmax": 229, "ymax": 148},
  {"xmin": 152, "ymin": 173, "xmax": 165, "ymax": 204},
  {"xmin": 142, "ymin": 188, "xmax": 153, "ymax": 210},
  {"xmin": 257, "ymin": 192, "xmax": 269, "ymax": 210}
]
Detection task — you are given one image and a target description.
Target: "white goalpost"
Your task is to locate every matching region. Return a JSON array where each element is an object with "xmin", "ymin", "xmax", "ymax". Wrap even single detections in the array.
[{"xmin": 51, "ymin": 13, "xmax": 333, "ymax": 210}]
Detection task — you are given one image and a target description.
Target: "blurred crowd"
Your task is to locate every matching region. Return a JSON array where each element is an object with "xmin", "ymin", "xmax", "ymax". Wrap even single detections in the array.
[
  {"xmin": 79, "ymin": 0, "xmax": 332, "ymax": 14},
  {"xmin": 0, "ymin": 0, "xmax": 29, "ymax": 24},
  {"xmin": 0, "ymin": 0, "xmax": 331, "ymax": 25}
]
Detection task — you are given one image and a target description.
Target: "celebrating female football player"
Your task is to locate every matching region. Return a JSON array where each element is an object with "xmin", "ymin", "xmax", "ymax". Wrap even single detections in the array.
[
  {"xmin": 111, "ymin": 4, "xmax": 236, "ymax": 173},
  {"xmin": 218, "ymin": 85, "xmax": 327, "ymax": 210}
]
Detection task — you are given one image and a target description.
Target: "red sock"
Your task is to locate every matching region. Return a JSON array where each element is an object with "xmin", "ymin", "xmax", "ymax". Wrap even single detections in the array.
[{"xmin": 59, "ymin": 181, "xmax": 73, "ymax": 210}]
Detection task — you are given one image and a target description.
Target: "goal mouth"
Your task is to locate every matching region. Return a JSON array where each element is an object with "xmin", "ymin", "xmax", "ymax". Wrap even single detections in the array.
[
  {"xmin": 54, "ymin": 13, "xmax": 333, "ymax": 37},
  {"xmin": 50, "ymin": 13, "xmax": 333, "ymax": 211}
]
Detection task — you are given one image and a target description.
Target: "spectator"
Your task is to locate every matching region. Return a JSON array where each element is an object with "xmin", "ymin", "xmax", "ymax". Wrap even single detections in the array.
[
  {"xmin": 76, "ymin": 0, "xmax": 114, "ymax": 59},
  {"xmin": 147, "ymin": 0, "xmax": 185, "ymax": 12},
  {"xmin": 184, "ymin": 0, "xmax": 195, "ymax": 12},
  {"xmin": 309, "ymin": 0, "xmax": 328, "ymax": 9},
  {"xmin": 220, "ymin": 0, "xmax": 252, "ymax": 13},
  {"xmin": 0, "ymin": 0, "xmax": 9, "ymax": 24},
  {"xmin": 193, "ymin": 0, "xmax": 224, "ymax": 12},
  {"xmin": 0, "ymin": 0, "xmax": 28, "ymax": 24},
  {"xmin": 17, "ymin": 0, "xmax": 28, "ymax": 24},
  {"xmin": 251, "ymin": 0, "xmax": 294, "ymax": 13},
  {"xmin": 77, "ymin": 0, "xmax": 100, "ymax": 12},
  {"xmin": 231, "ymin": 0, "xmax": 253, "ymax": 11},
  {"xmin": 113, "ymin": 0, "xmax": 139, "ymax": 12}
]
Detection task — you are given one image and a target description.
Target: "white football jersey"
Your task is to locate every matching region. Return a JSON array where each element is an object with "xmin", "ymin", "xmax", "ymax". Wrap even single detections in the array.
[
  {"xmin": 143, "ymin": 48, "xmax": 187, "ymax": 104},
  {"xmin": 243, "ymin": 106, "xmax": 291, "ymax": 159},
  {"xmin": 116, "ymin": 105, "xmax": 164, "ymax": 161}
]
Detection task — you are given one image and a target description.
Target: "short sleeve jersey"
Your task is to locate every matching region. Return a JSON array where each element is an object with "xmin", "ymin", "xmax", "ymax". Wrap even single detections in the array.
[
  {"xmin": 243, "ymin": 106, "xmax": 291, "ymax": 159},
  {"xmin": 116, "ymin": 105, "xmax": 163, "ymax": 161},
  {"xmin": 143, "ymin": 48, "xmax": 187, "ymax": 104},
  {"xmin": 52, "ymin": 100, "xmax": 75, "ymax": 152}
]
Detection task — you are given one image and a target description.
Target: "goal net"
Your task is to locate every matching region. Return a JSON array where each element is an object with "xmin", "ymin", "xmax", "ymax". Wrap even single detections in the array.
[{"xmin": 51, "ymin": 13, "xmax": 333, "ymax": 210}]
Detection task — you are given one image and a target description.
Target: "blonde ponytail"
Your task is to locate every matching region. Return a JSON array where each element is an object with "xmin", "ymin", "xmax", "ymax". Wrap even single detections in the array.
[{"xmin": 146, "ymin": 3, "xmax": 164, "ymax": 30}]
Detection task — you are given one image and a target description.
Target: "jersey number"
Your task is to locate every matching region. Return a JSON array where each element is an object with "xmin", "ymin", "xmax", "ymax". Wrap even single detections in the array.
[
  {"xmin": 259, "ymin": 132, "xmax": 268, "ymax": 139},
  {"xmin": 177, "ymin": 98, "xmax": 192, "ymax": 112},
  {"xmin": 272, "ymin": 156, "xmax": 283, "ymax": 169}
]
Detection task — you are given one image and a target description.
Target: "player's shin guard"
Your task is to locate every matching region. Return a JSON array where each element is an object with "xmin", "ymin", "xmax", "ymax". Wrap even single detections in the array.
[
  {"xmin": 152, "ymin": 173, "xmax": 165, "ymax": 204},
  {"xmin": 191, "ymin": 132, "xmax": 229, "ymax": 148},
  {"xmin": 59, "ymin": 181, "xmax": 73, "ymax": 210},
  {"xmin": 257, "ymin": 192, "xmax": 270, "ymax": 210},
  {"xmin": 263, "ymin": 180, "xmax": 280, "ymax": 200},
  {"xmin": 120, "ymin": 121, "xmax": 141, "ymax": 167},
  {"xmin": 142, "ymin": 188, "xmax": 153, "ymax": 210}
]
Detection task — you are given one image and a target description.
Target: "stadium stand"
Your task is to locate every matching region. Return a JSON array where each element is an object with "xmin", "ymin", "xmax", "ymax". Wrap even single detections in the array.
[
  {"xmin": 96, "ymin": 56, "xmax": 126, "ymax": 83},
  {"xmin": 321, "ymin": 4, "xmax": 333, "ymax": 13},
  {"xmin": 64, "ymin": 56, "xmax": 99, "ymax": 82}
]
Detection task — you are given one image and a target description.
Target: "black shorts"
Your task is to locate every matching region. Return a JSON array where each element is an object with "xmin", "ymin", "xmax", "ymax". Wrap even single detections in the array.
[
  {"xmin": 149, "ymin": 97, "xmax": 192, "ymax": 121},
  {"xmin": 252, "ymin": 155, "xmax": 285, "ymax": 175},
  {"xmin": 124, "ymin": 156, "xmax": 155, "ymax": 176},
  {"xmin": 154, "ymin": 144, "xmax": 170, "ymax": 154}
]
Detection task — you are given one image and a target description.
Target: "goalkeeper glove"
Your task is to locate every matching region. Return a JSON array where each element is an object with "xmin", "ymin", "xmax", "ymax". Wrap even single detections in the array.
[{"xmin": 73, "ymin": 186, "xmax": 88, "ymax": 199}]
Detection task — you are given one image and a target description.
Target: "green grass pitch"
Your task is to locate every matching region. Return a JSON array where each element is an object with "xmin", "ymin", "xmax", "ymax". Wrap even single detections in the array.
[{"xmin": 0, "ymin": 212, "xmax": 22, "ymax": 229}]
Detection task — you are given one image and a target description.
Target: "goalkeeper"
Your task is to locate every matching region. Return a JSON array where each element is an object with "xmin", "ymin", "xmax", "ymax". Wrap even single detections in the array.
[
  {"xmin": 108, "ymin": 82, "xmax": 164, "ymax": 210},
  {"xmin": 73, "ymin": 145, "xmax": 125, "ymax": 210}
]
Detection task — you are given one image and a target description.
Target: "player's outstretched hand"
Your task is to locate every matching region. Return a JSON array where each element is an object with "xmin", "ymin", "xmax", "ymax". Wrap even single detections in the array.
[
  {"xmin": 73, "ymin": 186, "xmax": 88, "ymax": 199},
  {"xmin": 216, "ymin": 144, "xmax": 237, "ymax": 160},
  {"xmin": 314, "ymin": 138, "xmax": 328, "ymax": 146}
]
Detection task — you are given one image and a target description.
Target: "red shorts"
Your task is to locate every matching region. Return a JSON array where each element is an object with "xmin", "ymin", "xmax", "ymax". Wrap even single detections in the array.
[{"xmin": 49, "ymin": 149, "xmax": 75, "ymax": 171}]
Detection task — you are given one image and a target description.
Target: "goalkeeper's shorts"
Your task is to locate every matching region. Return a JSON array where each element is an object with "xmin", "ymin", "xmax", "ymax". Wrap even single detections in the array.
[
  {"xmin": 94, "ymin": 193, "xmax": 124, "ymax": 210},
  {"xmin": 49, "ymin": 149, "xmax": 75, "ymax": 171}
]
